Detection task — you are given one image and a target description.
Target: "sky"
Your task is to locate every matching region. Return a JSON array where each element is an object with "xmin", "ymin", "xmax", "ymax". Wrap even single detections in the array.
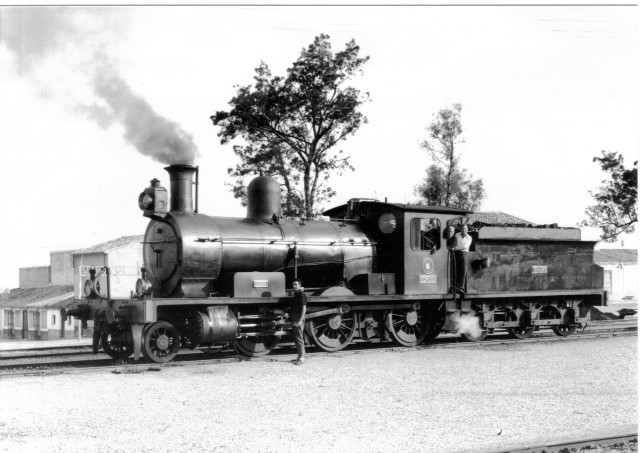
[{"xmin": 0, "ymin": 4, "xmax": 637, "ymax": 290}]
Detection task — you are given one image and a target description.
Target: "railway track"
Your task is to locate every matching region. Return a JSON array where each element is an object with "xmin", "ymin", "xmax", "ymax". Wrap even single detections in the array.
[
  {"xmin": 487, "ymin": 431, "xmax": 637, "ymax": 453},
  {"xmin": 0, "ymin": 319, "xmax": 635, "ymax": 377}
]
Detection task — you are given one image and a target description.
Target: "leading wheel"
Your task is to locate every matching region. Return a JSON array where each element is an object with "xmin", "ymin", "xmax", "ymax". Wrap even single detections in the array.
[
  {"xmin": 234, "ymin": 335, "xmax": 280, "ymax": 357},
  {"xmin": 551, "ymin": 324, "xmax": 577, "ymax": 337},
  {"xmin": 385, "ymin": 308, "xmax": 429, "ymax": 346},
  {"xmin": 101, "ymin": 324, "xmax": 133, "ymax": 359},
  {"xmin": 306, "ymin": 312, "xmax": 356, "ymax": 352},
  {"xmin": 142, "ymin": 321, "xmax": 181, "ymax": 363}
]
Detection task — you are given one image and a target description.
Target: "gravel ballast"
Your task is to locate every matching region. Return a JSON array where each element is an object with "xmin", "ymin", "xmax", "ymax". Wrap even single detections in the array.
[{"xmin": 0, "ymin": 336, "xmax": 636, "ymax": 453}]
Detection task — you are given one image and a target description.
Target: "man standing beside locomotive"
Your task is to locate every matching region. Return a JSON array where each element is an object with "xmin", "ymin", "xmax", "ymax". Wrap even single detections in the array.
[
  {"xmin": 290, "ymin": 279, "xmax": 307, "ymax": 365},
  {"xmin": 448, "ymin": 224, "xmax": 472, "ymax": 294}
]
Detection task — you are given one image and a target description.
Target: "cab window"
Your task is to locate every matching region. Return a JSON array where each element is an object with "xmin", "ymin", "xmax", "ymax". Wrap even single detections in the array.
[{"xmin": 410, "ymin": 218, "xmax": 441, "ymax": 251}]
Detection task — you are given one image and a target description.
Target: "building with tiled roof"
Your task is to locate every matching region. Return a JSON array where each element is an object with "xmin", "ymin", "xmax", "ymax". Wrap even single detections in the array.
[
  {"xmin": 467, "ymin": 211, "xmax": 536, "ymax": 227},
  {"xmin": 72, "ymin": 235, "xmax": 144, "ymax": 255},
  {"xmin": 0, "ymin": 286, "xmax": 74, "ymax": 308},
  {"xmin": 7, "ymin": 235, "xmax": 144, "ymax": 342},
  {"xmin": 594, "ymin": 249, "xmax": 638, "ymax": 265},
  {"xmin": 0, "ymin": 286, "xmax": 75, "ymax": 340}
]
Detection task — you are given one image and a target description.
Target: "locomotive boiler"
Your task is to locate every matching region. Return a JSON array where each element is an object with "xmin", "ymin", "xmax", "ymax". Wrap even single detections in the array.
[{"xmin": 66, "ymin": 164, "xmax": 606, "ymax": 363}]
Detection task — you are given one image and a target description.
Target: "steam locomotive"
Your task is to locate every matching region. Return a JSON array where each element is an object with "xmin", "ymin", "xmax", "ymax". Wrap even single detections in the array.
[{"xmin": 65, "ymin": 164, "xmax": 605, "ymax": 363}]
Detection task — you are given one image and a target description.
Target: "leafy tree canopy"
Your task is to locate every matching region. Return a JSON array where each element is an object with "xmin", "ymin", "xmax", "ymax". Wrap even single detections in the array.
[
  {"xmin": 581, "ymin": 151, "xmax": 637, "ymax": 242},
  {"xmin": 211, "ymin": 34, "xmax": 369, "ymax": 217},
  {"xmin": 414, "ymin": 104, "xmax": 485, "ymax": 210}
]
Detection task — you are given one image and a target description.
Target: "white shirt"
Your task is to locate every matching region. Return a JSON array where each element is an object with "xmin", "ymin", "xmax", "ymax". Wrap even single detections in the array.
[{"xmin": 452, "ymin": 233, "xmax": 472, "ymax": 251}]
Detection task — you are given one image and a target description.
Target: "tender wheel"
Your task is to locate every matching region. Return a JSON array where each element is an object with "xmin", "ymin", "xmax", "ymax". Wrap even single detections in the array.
[
  {"xmin": 142, "ymin": 321, "xmax": 181, "ymax": 363},
  {"xmin": 101, "ymin": 324, "xmax": 133, "ymax": 359},
  {"xmin": 507, "ymin": 326, "xmax": 536, "ymax": 340},
  {"xmin": 551, "ymin": 324, "xmax": 577, "ymax": 337},
  {"xmin": 458, "ymin": 312, "xmax": 487, "ymax": 342},
  {"xmin": 385, "ymin": 308, "xmax": 430, "ymax": 346},
  {"xmin": 544, "ymin": 307, "xmax": 577, "ymax": 337},
  {"xmin": 507, "ymin": 309, "xmax": 535, "ymax": 339},
  {"xmin": 234, "ymin": 335, "xmax": 280, "ymax": 357},
  {"xmin": 306, "ymin": 312, "xmax": 356, "ymax": 352},
  {"xmin": 507, "ymin": 326, "xmax": 535, "ymax": 339}
]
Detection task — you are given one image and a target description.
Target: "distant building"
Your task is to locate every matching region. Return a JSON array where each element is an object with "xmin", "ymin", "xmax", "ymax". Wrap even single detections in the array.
[
  {"xmin": 72, "ymin": 235, "xmax": 144, "ymax": 300},
  {"xmin": 50, "ymin": 250, "xmax": 77, "ymax": 285},
  {"xmin": 19, "ymin": 250, "xmax": 78, "ymax": 288},
  {"xmin": 0, "ymin": 286, "xmax": 77, "ymax": 340},
  {"xmin": 595, "ymin": 249, "xmax": 638, "ymax": 301},
  {"xmin": 7, "ymin": 236, "xmax": 143, "ymax": 342},
  {"xmin": 19, "ymin": 266, "xmax": 51, "ymax": 288}
]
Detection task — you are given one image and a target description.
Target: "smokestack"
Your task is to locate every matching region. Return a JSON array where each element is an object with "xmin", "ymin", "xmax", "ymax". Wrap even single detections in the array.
[{"xmin": 165, "ymin": 165, "xmax": 197, "ymax": 213}]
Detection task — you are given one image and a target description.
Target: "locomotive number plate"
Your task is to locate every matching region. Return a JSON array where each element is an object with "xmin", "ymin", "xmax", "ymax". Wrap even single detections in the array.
[
  {"xmin": 532, "ymin": 266, "xmax": 547, "ymax": 274},
  {"xmin": 419, "ymin": 275, "xmax": 437, "ymax": 284},
  {"xmin": 252, "ymin": 280, "xmax": 269, "ymax": 288}
]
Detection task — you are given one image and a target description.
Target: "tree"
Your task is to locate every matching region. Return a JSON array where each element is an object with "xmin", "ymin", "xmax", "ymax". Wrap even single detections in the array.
[
  {"xmin": 414, "ymin": 104, "xmax": 485, "ymax": 210},
  {"xmin": 581, "ymin": 151, "xmax": 637, "ymax": 242},
  {"xmin": 211, "ymin": 34, "xmax": 369, "ymax": 217}
]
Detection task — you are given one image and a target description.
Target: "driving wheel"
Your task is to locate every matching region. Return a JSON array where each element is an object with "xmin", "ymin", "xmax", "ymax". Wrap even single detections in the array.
[
  {"xmin": 385, "ymin": 308, "xmax": 429, "ymax": 346},
  {"xmin": 306, "ymin": 312, "xmax": 356, "ymax": 352},
  {"xmin": 234, "ymin": 335, "xmax": 280, "ymax": 357}
]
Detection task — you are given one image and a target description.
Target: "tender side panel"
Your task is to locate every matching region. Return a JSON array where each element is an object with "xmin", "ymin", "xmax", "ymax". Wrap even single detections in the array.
[{"xmin": 467, "ymin": 240, "xmax": 604, "ymax": 293}]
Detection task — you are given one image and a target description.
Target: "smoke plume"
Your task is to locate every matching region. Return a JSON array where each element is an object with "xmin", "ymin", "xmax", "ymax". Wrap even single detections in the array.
[
  {"xmin": 89, "ymin": 67, "xmax": 197, "ymax": 165},
  {"xmin": 1, "ymin": 7, "xmax": 198, "ymax": 165},
  {"xmin": 1, "ymin": 7, "xmax": 75, "ymax": 70},
  {"xmin": 452, "ymin": 313, "xmax": 484, "ymax": 339}
]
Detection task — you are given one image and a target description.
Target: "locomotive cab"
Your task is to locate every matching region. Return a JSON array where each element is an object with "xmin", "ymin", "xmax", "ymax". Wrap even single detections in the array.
[{"xmin": 324, "ymin": 200, "xmax": 470, "ymax": 296}]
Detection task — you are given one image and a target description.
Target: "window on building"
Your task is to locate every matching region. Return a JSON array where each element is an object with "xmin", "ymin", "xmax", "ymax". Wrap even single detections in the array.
[
  {"xmin": 67, "ymin": 316, "xmax": 72, "ymax": 326},
  {"xmin": 51, "ymin": 314, "xmax": 57, "ymax": 326},
  {"xmin": 410, "ymin": 218, "xmax": 441, "ymax": 251},
  {"xmin": 14, "ymin": 310, "xmax": 21, "ymax": 328},
  {"xmin": 3, "ymin": 310, "xmax": 9, "ymax": 328}
]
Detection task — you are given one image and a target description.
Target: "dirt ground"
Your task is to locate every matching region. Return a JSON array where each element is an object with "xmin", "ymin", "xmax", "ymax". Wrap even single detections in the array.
[{"xmin": 0, "ymin": 335, "xmax": 636, "ymax": 453}]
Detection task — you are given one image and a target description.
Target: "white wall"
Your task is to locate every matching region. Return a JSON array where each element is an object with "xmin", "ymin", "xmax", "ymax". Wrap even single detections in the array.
[
  {"xmin": 73, "ymin": 244, "xmax": 143, "ymax": 300},
  {"xmin": 602, "ymin": 263, "xmax": 637, "ymax": 301},
  {"xmin": 107, "ymin": 244, "xmax": 143, "ymax": 299}
]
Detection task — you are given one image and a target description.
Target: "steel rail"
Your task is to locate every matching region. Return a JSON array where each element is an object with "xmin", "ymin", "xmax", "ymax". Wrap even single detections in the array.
[
  {"xmin": 1, "ymin": 319, "xmax": 634, "ymax": 355},
  {"xmin": 0, "ymin": 327, "xmax": 636, "ymax": 378},
  {"xmin": 0, "ymin": 321, "xmax": 635, "ymax": 362},
  {"xmin": 486, "ymin": 432, "xmax": 637, "ymax": 453},
  {"xmin": 0, "ymin": 327, "xmax": 633, "ymax": 363}
]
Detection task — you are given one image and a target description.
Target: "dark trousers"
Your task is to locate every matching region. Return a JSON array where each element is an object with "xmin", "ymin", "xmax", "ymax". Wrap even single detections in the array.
[
  {"xmin": 292, "ymin": 323, "xmax": 305, "ymax": 358},
  {"xmin": 453, "ymin": 251, "xmax": 468, "ymax": 293}
]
